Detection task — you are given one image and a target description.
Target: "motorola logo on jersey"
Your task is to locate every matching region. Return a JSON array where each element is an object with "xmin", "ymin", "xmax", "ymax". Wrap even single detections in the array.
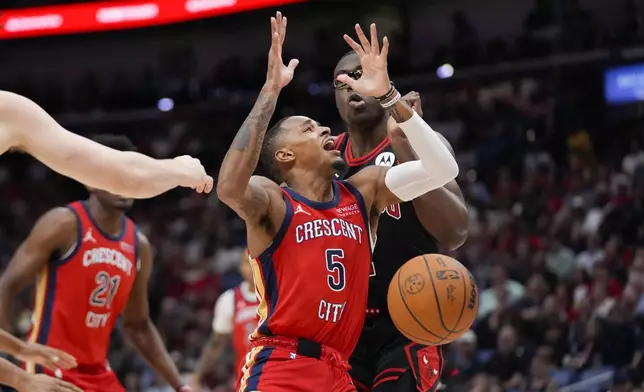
[
  {"xmin": 375, "ymin": 152, "xmax": 396, "ymax": 167},
  {"xmin": 295, "ymin": 218, "xmax": 365, "ymax": 244},
  {"xmin": 82, "ymin": 247, "xmax": 134, "ymax": 276}
]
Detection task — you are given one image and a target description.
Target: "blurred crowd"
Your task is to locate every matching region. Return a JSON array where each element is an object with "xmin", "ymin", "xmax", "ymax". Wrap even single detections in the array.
[{"xmin": 2, "ymin": 0, "xmax": 644, "ymax": 391}]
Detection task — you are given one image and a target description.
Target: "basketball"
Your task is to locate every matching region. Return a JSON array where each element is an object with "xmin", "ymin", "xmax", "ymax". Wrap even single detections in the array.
[{"xmin": 387, "ymin": 254, "xmax": 478, "ymax": 346}]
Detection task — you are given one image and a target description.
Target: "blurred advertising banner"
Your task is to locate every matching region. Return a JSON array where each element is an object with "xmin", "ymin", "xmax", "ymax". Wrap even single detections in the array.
[{"xmin": 0, "ymin": 0, "xmax": 305, "ymax": 39}]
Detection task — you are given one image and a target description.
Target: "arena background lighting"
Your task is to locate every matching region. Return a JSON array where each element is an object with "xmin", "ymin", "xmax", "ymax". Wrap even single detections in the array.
[{"xmin": 0, "ymin": 0, "xmax": 306, "ymax": 39}]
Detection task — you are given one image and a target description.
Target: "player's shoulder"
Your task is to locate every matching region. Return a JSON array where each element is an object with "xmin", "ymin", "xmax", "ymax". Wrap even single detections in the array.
[
  {"xmin": 26, "ymin": 206, "xmax": 80, "ymax": 246},
  {"xmin": 36, "ymin": 206, "xmax": 79, "ymax": 230},
  {"xmin": 135, "ymin": 228, "xmax": 150, "ymax": 247},
  {"xmin": 346, "ymin": 165, "xmax": 387, "ymax": 188},
  {"xmin": 249, "ymin": 175, "xmax": 282, "ymax": 194}
]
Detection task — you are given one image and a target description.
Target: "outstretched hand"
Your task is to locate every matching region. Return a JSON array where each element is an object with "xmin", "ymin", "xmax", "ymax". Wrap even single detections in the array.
[
  {"xmin": 265, "ymin": 12, "xmax": 299, "ymax": 91},
  {"xmin": 15, "ymin": 342, "xmax": 77, "ymax": 372},
  {"xmin": 337, "ymin": 23, "xmax": 391, "ymax": 97}
]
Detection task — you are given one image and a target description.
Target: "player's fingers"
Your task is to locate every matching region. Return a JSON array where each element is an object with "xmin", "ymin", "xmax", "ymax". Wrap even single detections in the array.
[
  {"xmin": 336, "ymin": 75, "xmax": 356, "ymax": 90},
  {"xmin": 354, "ymin": 24, "xmax": 371, "ymax": 53},
  {"xmin": 269, "ymin": 18, "xmax": 278, "ymax": 51},
  {"xmin": 381, "ymin": 36, "xmax": 389, "ymax": 60},
  {"xmin": 56, "ymin": 379, "xmax": 83, "ymax": 392},
  {"xmin": 270, "ymin": 17, "xmax": 277, "ymax": 38},
  {"xmin": 204, "ymin": 176, "xmax": 214, "ymax": 194},
  {"xmin": 342, "ymin": 35, "xmax": 364, "ymax": 57},
  {"xmin": 369, "ymin": 23, "xmax": 379, "ymax": 54},
  {"xmin": 287, "ymin": 59, "xmax": 299, "ymax": 70},
  {"xmin": 280, "ymin": 16, "xmax": 287, "ymax": 46},
  {"xmin": 53, "ymin": 350, "xmax": 77, "ymax": 369}
]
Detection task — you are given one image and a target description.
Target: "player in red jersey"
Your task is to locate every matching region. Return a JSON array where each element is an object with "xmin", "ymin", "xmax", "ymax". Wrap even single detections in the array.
[
  {"xmin": 191, "ymin": 250, "xmax": 259, "ymax": 390},
  {"xmin": 0, "ymin": 135, "xmax": 192, "ymax": 392},
  {"xmin": 217, "ymin": 13, "xmax": 459, "ymax": 392},
  {"xmin": 0, "ymin": 328, "xmax": 81, "ymax": 391}
]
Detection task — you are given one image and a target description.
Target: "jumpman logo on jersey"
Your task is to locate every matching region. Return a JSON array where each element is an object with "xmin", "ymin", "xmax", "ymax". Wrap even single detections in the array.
[
  {"xmin": 294, "ymin": 204, "xmax": 311, "ymax": 216},
  {"xmin": 83, "ymin": 228, "xmax": 96, "ymax": 243}
]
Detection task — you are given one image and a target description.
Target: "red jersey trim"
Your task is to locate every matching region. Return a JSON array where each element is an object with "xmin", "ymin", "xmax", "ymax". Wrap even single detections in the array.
[
  {"xmin": 252, "ymin": 198, "xmax": 294, "ymax": 337},
  {"xmin": 333, "ymin": 133, "xmax": 347, "ymax": 150},
  {"xmin": 344, "ymin": 136, "xmax": 391, "ymax": 167},
  {"xmin": 79, "ymin": 201, "xmax": 127, "ymax": 242}
]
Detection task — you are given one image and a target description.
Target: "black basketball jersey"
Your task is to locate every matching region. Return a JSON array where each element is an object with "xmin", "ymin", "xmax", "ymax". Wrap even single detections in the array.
[{"xmin": 334, "ymin": 133, "xmax": 439, "ymax": 311}]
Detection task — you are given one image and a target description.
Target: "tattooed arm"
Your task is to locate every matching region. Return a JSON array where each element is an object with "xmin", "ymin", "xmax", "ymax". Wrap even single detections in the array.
[
  {"xmin": 216, "ymin": 12, "xmax": 298, "ymax": 228},
  {"xmin": 216, "ymin": 85, "xmax": 282, "ymax": 221}
]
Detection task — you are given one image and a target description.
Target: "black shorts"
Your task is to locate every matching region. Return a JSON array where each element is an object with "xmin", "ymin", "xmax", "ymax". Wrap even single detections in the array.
[{"xmin": 349, "ymin": 314, "xmax": 444, "ymax": 392}]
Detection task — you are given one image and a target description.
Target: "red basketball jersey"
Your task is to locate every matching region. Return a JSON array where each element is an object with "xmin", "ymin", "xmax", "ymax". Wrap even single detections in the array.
[
  {"xmin": 27, "ymin": 201, "xmax": 139, "ymax": 370},
  {"xmin": 250, "ymin": 180, "xmax": 372, "ymax": 359},
  {"xmin": 232, "ymin": 282, "xmax": 259, "ymax": 364}
]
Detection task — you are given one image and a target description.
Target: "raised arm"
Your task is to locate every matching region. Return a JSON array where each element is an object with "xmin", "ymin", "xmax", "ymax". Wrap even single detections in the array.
[
  {"xmin": 341, "ymin": 24, "xmax": 459, "ymax": 213},
  {"xmin": 0, "ymin": 91, "xmax": 213, "ymax": 198},
  {"xmin": 386, "ymin": 94, "xmax": 468, "ymax": 250},
  {"xmin": 217, "ymin": 12, "xmax": 298, "ymax": 225}
]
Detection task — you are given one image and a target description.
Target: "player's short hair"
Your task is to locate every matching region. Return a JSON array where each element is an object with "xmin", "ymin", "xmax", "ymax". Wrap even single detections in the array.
[
  {"xmin": 260, "ymin": 117, "xmax": 291, "ymax": 183},
  {"xmin": 91, "ymin": 134, "xmax": 137, "ymax": 152}
]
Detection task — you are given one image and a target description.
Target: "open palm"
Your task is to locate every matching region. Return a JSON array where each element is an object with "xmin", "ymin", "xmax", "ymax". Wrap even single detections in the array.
[
  {"xmin": 266, "ymin": 12, "xmax": 299, "ymax": 90},
  {"xmin": 337, "ymin": 23, "xmax": 391, "ymax": 97}
]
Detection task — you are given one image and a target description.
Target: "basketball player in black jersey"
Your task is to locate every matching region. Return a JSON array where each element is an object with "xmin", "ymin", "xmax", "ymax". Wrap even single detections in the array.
[{"xmin": 332, "ymin": 51, "xmax": 468, "ymax": 392}]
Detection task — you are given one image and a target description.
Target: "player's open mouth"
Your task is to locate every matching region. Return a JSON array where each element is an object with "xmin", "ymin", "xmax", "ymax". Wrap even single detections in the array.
[
  {"xmin": 323, "ymin": 139, "xmax": 336, "ymax": 151},
  {"xmin": 348, "ymin": 93, "xmax": 366, "ymax": 109}
]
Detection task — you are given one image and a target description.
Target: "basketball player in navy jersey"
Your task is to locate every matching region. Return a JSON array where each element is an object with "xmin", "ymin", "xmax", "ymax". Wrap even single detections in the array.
[{"xmin": 332, "ymin": 51, "xmax": 468, "ymax": 391}]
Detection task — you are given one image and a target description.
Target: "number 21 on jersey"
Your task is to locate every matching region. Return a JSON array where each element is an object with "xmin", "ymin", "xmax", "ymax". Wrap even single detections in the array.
[{"xmin": 89, "ymin": 271, "xmax": 121, "ymax": 309}]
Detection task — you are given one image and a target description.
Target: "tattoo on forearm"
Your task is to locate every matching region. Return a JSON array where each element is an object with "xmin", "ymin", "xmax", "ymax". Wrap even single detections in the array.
[
  {"xmin": 389, "ymin": 100, "xmax": 413, "ymax": 123},
  {"xmin": 230, "ymin": 90, "xmax": 279, "ymax": 154}
]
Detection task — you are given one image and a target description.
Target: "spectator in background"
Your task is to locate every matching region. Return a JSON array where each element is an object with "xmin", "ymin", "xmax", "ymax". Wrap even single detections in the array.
[
  {"xmin": 484, "ymin": 325, "xmax": 530, "ymax": 389},
  {"xmin": 446, "ymin": 330, "xmax": 484, "ymax": 386},
  {"xmin": 479, "ymin": 265, "xmax": 525, "ymax": 319},
  {"xmin": 576, "ymin": 234, "xmax": 605, "ymax": 273},
  {"xmin": 545, "ymin": 236, "xmax": 577, "ymax": 280},
  {"xmin": 520, "ymin": 346, "xmax": 558, "ymax": 392}
]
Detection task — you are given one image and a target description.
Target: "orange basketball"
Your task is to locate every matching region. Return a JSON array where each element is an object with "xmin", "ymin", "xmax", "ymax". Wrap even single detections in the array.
[{"xmin": 387, "ymin": 254, "xmax": 479, "ymax": 346}]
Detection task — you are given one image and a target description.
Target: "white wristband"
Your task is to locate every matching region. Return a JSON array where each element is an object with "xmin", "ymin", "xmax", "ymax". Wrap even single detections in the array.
[{"xmin": 380, "ymin": 90, "xmax": 401, "ymax": 109}]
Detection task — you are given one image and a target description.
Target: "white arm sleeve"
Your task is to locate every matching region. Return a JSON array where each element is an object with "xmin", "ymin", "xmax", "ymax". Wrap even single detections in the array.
[
  {"xmin": 384, "ymin": 112, "xmax": 459, "ymax": 201},
  {"xmin": 212, "ymin": 289, "xmax": 235, "ymax": 334}
]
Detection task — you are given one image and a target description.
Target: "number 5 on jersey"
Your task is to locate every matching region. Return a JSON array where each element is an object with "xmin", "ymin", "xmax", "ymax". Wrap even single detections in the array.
[{"xmin": 325, "ymin": 249, "xmax": 346, "ymax": 291}]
